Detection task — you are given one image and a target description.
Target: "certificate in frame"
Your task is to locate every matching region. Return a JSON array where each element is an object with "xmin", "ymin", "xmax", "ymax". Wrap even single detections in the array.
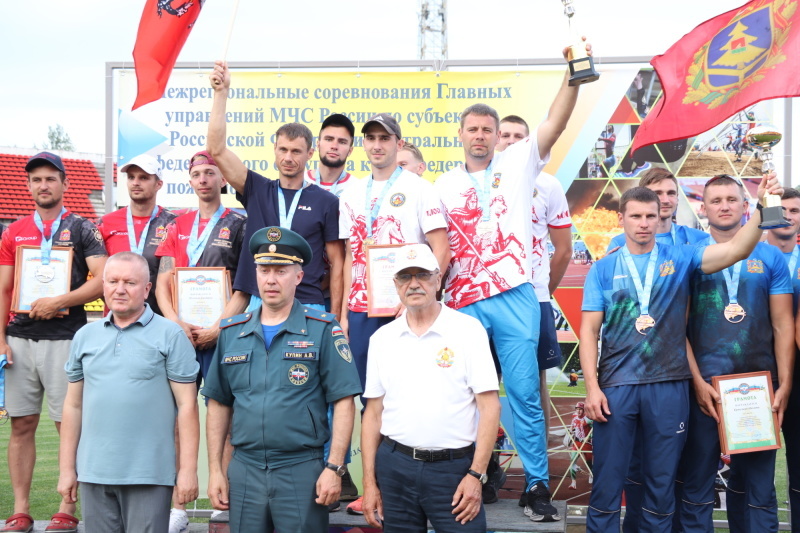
[
  {"xmin": 365, "ymin": 244, "xmax": 405, "ymax": 317},
  {"xmin": 172, "ymin": 267, "xmax": 232, "ymax": 328},
  {"xmin": 12, "ymin": 245, "xmax": 73, "ymax": 316},
  {"xmin": 712, "ymin": 371, "xmax": 781, "ymax": 455}
]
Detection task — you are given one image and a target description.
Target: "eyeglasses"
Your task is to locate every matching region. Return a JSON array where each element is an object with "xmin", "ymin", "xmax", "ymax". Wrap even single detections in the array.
[
  {"xmin": 394, "ymin": 271, "xmax": 438, "ymax": 283},
  {"xmin": 705, "ymin": 174, "xmax": 744, "ymax": 187}
]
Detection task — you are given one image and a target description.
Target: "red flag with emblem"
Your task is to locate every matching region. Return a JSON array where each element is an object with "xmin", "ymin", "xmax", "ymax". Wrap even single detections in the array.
[
  {"xmin": 631, "ymin": 0, "xmax": 800, "ymax": 155},
  {"xmin": 132, "ymin": 0, "xmax": 203, "ymax": 110}
]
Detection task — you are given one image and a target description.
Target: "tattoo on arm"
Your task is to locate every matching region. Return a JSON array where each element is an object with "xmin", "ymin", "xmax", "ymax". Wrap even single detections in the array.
[{"xmin": 158, "ymin": 256, "xmax": 175, "ymax": 273}]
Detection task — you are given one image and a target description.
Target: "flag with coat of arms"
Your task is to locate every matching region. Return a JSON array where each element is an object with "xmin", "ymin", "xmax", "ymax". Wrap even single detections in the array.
[{"xmin": 631, "ymin": 0, "xmax": 800, "ymax": 154}]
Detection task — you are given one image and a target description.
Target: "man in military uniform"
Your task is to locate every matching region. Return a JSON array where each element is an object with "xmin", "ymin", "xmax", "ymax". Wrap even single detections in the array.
[{"xmin": 202, "ymin": 227, "xmax": 362, "ymax": 532}]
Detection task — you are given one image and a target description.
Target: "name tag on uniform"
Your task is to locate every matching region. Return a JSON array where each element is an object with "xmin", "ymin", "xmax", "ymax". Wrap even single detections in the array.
[
  {"xmin": 283, "ymin": 352, "xmax": 317, "ymax": 360},
  {"xmin": 222, "ymin": 353, "xmax": 251, "ymax": 364}
]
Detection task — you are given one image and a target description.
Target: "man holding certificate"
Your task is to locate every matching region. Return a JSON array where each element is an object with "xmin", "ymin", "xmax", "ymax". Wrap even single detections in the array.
[
  {"xmin": 579, "ymin": 174, "xmax": 783, "ymax": 533},
  {"xmin": 675, "ymin": 175, "xmax": 793, "ymax": 533},
  {"xmin": 96, "ymin": 154, "xmax": 176, "ymax": 316},
  {"xmin": 0, "ymin": 151, "xmax": 107, "ymax": 533}
]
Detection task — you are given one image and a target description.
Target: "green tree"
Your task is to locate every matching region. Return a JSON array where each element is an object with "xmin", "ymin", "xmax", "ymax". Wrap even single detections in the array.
[{"xmin": 41, "ymin": 124, "xmax": 75, "ymax": 151}]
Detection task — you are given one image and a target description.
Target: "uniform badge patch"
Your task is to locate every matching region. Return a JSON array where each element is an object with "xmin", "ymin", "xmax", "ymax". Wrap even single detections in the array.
[
  {"xmin": 331, "ymin": 326, "xmax": 344, "ymax": 337},
  {"xmin": 267, "ymin": 227, "xmax": 282, "ymax": 242},
  {"xmin": 492, "ymin": 173, "xmax": 501, "ymax": 188},
  {"xmin": 335, "ymin": 338, "xmax": 352, "ymax": 363},
  {"xmin": 59, "ymin": 229, "xmax": 71, "ymax": 242},
  {"xmin": 747, "ymin": 259, "xmax": 764, "ymax": 274},
  {"xmin": 222, "ymin": 353, "xmax": 250, "ymax": 364},
  {"xmin": 288, "ymin": 363, "xmax": 310, "ymax": 385},
  {"xmin": 436, "ymin": 347, "xmax": 455, "ymax": 368},
  {"xmin": 390, "ymin": 193, "xmax": 406, "ymax": 207},
  {"xmin": 155, "ymin": 225, "xmax": 167, "ymax": 240},
  {"xmin": 219, "ymin": 226, "xmax": 231, "ymax": 240}
]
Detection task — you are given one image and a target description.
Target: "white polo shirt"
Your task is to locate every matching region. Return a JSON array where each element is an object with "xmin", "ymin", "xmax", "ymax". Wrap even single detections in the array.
[
  {"xmin": 435, "ymin": 134, "xmax": 547, "ymax": 309},
  {"xmin": 364, "ymin": 304, "xmax": 499, "ymax": 449},
  {"xmin": 305, "ymin": 169, "xmax": 355, "ymax": 198},
  {"xmin": 531, "ymin": 172, "xmax": 572, "ymax": 302},
  {"xmin": 339, "ymin": 169, "xmax": 447, "ymax": 313}
]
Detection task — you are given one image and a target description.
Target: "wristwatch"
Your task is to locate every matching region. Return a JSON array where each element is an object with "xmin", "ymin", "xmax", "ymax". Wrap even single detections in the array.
[
  {"xmin": 325, "ymin": 462, "xmax": 347, "ymax": 477},
  {"xmin": 467, "ymin": 469, "xmax": 488, "ymax": 484}
]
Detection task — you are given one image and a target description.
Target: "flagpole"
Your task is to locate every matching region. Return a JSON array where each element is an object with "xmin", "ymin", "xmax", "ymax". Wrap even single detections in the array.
[{"xmin": 221, "ymin": 0, "xmax": 241, "ymax": 61}]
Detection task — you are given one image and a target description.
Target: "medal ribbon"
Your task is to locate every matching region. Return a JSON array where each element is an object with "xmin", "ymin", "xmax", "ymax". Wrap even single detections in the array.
[
  {"xmin": 126, "ymin": 206, "xmax": 158, "ymax": 255},
  {"xmin": 314, "ymin": 169, "xmax": 347, "ymax": 197},
  {"xmin": 33, "ymin": 207, "xmax": 67, "ymax": 265},
  {"xmin": 278, "ymin": 181, "xmax": 310, "ymax": 228},
  {"xmin": 464, "ymin": 160, "xmax": 494, "ymax": 222},
  {"xmin": 789, "ymin": 246, "xmax": 799, "ymax": 278},
  {"xmin": 709, "ymin": 235, "xmax": 743, "ymax": 306},
  {"xmin": 670, "ymin": 224, "xmax": 677, "ymax": 245},
  {"xmin": 187, "ymin": 205, "xmax": 225, "ymax": 267},
  {"xmin": 621, "ymin": 244, "xmax": 659, "ymax": 317},
  {"xmin": 365, "ymin": 166, "xmax": 403, "ymax": 240}
]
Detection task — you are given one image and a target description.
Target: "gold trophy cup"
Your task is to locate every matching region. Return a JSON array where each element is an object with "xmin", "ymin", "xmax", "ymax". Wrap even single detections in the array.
[
  {"xmin": 562, "ymin": 0, "xmax": 600, "ymax": 86},
  {"xmin": 745, "ymin": 126, "xmax": 790, "ymax": 229}
]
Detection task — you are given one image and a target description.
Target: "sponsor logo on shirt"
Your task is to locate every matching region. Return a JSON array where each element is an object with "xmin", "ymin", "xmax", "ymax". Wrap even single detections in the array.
[
  {"xmin": 426, "ymin": 207, "xmax": 441, "ymax": 217},
  {"xmin": 613, "ymin": 275, "xmax": 628, "ymax": 280},
  {"xmin": 746, "ymin": 259, "xmax": 764, "ymax": 274},
  {"xmin": 178, "ymin": 233, "xmax": 190, "ymax": 240},
  {"xmin": 15, "ymin": 236, "xmax": 38, "ymax": 242},
  {"xmin": 109, "ymin": 230, "xmax": 128, "ymax": 236},
  {"xmin": 659, "ymin": 260, "xmax": 675, "ymax": 277},
  {"xmin": 298, "ymin": 205, "xmax": 312, "ymax": 211}
]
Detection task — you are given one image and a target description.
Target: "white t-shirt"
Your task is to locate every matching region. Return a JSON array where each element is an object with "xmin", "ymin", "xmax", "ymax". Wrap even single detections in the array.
[
  {"xmin": 339, "ymin": 168, "xmax": 447, "ymax": 313},
  {"xmin": 305, "ymin": 169, "xmax": 354, "ymax": 198},
  {"xmin": 531, "ymin": 172, "xmax": 572, "ymax": 302},
  {"xmin": 364, "ymin": 304, "xmax": 499, "ymax": 449},
  {"xmin": 435, "ymin": 135, "xmax": 547, "ymax": 309}
]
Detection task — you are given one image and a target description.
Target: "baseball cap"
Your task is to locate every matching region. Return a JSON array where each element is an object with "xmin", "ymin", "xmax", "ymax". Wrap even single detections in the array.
[
  {"xmin": 120, "ymin": 154, "xmax": 162, "ymax": 179},
  {"xmin": 362, "ymin": 113, "xmax": 402, "ymax": 138},
  {"xmin": 189, "ymin": 150, "xmax": 219, "ymax": 172},
  {"xmin": 320, "ymin": 113, "xmax": 355, "ymax": 139},
  {"xmin": 25, "ymin": 152, "xmax": 65, "ymax": 174},
  {"xmin": 392, "ymin": 244, "xmax": 439, "ymax": 276}
]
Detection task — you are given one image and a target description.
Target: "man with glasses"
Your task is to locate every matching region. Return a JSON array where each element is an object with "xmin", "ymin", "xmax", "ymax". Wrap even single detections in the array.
[
  {"xmin": 674, "ymin": 175, "xmax": 793, "ymax": 532},
  {"xmin": 360, "ymin": 243, "xmax": 500, "ymax": 532}
]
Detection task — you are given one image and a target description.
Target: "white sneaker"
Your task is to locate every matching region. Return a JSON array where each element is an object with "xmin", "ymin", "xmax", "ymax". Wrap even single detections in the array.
[{"xmin": 169, "ymin": 509, "xmax": 189, "ymax": 533}]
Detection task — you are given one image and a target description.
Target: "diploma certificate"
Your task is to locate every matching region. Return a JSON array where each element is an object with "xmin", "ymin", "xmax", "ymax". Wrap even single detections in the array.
[
  {"xmin": 12, "ymin": 246, "xmax": 72, "ymax": 316},
  {"xmin": 713, "ymin": 371, "xmax": 781, "ymax": 455},
  {"xmin": 172, "ymin": 267, "xmax": 231, "ymax": 329},
  {"xmin": 366, "ymin": 244, "xmax": 405, "ymax": 317}
]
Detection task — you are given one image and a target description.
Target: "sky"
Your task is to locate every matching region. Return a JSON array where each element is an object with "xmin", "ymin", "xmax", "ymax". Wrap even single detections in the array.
[{"xmin": 0, "ymin": 0, "xmax": 752, "ymax": 155}]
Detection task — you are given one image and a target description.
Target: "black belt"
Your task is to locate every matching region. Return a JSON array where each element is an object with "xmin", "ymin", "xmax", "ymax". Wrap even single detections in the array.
[{"xmin": 383, "ymin": 436, "xmax": 474, "ymax": 462}]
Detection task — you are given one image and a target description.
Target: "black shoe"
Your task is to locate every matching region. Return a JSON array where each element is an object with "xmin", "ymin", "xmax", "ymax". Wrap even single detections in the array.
[
  {"xmin": 328, "ymin": 500, "xmax": 341, "ymax": 513},
  {"xmin": 518, "ymin": 491, "xmax": 527, "ymax": 507},
  {"xmin": 340, "ymin": 469, "xmax": 359, "ymax": 502},
  {"xmin": 523, "ymin": 481, "xmax": 561, "ymax": 522},
  {"xmin": 482, "ymin": 465, "xmax": 507, "ymax": 504}
]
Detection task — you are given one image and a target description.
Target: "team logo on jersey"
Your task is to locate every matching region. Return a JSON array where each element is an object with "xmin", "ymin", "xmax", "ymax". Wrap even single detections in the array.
[
  {"xmin": 155, "ymin": 225, "xmax": 167, "ymax": 240},
  {"xmin": 59, "ymin": 229, "xmax": 71, "ymax": 242},
  {"xmin": 335, "ymin": 338, "xmax": 352, "ymax": 363},
  {"xmin": 492, "ymin": 173, "xmax": 502, "ymax": 188},
  {"xmin": 218, "ymin": 226, "xmax": 230, "ymax": 240},
  {"xmin": 659, "ymin": 260, "xmax": 675, "ymax": 277},
  {"xmin": 331, "ymin": 326, "xmax": 344, "ymax": 337},
  {"xmin": 436, "ymin": 347, "xmax": 455, "ymax": 368},
  {"xmin": 267, "ymin": 227, "xmax": 282, "ymax": 242},
  {"xmin": 746, "ymin": 259, "xmax": 764, "ymax": 274},
  {"xmin": 390, "ymin": 193, "xmax": 406, "ymax": 207},
  {"xmin": 288, "ymin": 363, "xmax": 310, "ymax": 385}
]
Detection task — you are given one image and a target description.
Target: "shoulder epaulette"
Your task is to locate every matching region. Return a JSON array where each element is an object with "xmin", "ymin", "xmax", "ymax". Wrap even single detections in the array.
[
  {"xmin": 303, "ymin": 306, "xmax": 332, "ymax": 323},
  {"xmin": 220, "ymin": 312, "xmax": 252, "ymax": 329}
]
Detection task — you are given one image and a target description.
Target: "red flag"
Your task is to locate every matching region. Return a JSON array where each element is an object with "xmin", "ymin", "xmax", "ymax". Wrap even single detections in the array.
[
  {"xmin": 132, "ymin": 0, "xmax": 202, "ymax": 110},
  {"xmin": 631, "ymin": 0, "xmax": 800, "ymax": 155}
]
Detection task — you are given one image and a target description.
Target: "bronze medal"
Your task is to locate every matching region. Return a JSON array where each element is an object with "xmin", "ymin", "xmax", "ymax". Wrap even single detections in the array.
[
  {"xmin": 724, "ymin": 303, "xmax": 746, "ymax": 323},
  {"xmin": 635, "ymin": 314, "xmax": 655, "ymax": 335}
]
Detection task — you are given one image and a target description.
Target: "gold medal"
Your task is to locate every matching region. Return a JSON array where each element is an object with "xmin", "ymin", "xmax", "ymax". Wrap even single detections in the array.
[
  {"xmin": 724, "ymin": 303, "xmax": 746, "ymax": 323},
  {"xmin": 363, "ymin": 237, "xmax": 375, "ymax": 246},
  {"xmin": 35, "ymin": 264, "xmax": 55, "ymax": 283},
  {"xmin": 635, "ymin": 314, "xmax": 655, "ymax": 335}
]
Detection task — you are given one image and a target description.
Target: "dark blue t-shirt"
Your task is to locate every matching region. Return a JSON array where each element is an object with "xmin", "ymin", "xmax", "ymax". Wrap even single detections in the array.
[
  {"xmin": 607, "ymin": 224, "xmax": 707, "ymax": 253},
  {"xmin": 235, "ymin": 170, "xmax": 340, "ymax": 305},
  {"xmin": 583, "ymin": 243, "xmax": 705, "ymax": 388},
  {"xmin": 688, "ymin": 240, "xmax": 791, "ymax": 382}
]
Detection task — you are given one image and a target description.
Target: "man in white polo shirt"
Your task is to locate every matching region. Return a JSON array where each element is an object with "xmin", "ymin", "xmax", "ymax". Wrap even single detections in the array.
[{"xmin": 360, "ymin": 243, "xmax": 500, "ymax": 532}]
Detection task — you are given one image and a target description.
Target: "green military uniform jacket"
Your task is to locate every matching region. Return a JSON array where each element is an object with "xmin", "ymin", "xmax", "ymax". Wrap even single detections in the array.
[{"xmin": 202, "ymin": 300, "xmax": 362, "ymax": 469}]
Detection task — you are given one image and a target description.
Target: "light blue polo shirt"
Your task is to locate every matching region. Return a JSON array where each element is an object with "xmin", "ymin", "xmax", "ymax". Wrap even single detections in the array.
[{"xmin": 65, "ymin": 304, "xmax": 198, "ymax": 486}]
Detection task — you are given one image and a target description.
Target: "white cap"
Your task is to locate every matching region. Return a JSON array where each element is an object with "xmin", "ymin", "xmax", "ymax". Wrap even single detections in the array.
[
  {"xmin": 120, "ymin": 154, "xmax": 162, "ymax": 179},
  {"xmin": 392, "ymin": 244, "xmax": 439, "ymax": 276}
]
